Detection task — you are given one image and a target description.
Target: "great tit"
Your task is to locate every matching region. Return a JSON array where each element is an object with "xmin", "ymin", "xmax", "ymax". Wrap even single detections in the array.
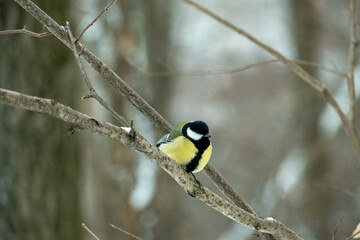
[{"xmin": 156, "ymin": 120, "xmax": 212, "ymax": 179}]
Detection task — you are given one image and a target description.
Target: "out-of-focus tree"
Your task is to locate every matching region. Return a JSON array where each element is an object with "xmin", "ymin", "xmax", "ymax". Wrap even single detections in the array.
[
  {"xmin": 0, "ymin": 1, "xmax": 81, "ymax": 240},
  {"xmin": 1, "ymin": 0, "xmax": 360, "ymax": 239}
]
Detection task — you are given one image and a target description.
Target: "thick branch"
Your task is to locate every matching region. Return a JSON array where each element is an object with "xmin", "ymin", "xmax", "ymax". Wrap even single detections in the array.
[{"xmin": 0, "ymin": 88, "xmax": 303, "ymax": 240}]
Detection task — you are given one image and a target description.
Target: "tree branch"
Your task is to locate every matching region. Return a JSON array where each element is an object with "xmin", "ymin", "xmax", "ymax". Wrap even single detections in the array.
[
  {"xmin": 10, "ymin": 1, "xmax": 269, "ymax": 234},
  {"xmin": 0, "ymin": 87, "xmax": 303, "ymax": 240},
  {"xmin": 183, "ymin": 0, "xmax": 324, "ymax": 92},
  {"xmin": 0, "ymin": 27, "xmax": 51, "ymax": 38},
  {"xmin": 13, "ymin": 0, "xmax": 172, "ymax": 134},
  {"xmin": 124, "ymin": 53, "xmax": 347, "ymax": 78},
  {"xmin": 65, "ymin": 22, "xmax": 128, "ymax": 126},
  {"xmin": 203, "ymin": 166, "xmax": 276, "ymax": 240},
  {"xmin": 183, "ymin": 0, "xmax": 360, "ymax": 164},
  {"xmin": 75, "ymin": 0, "xmax": 118, "ymax": 42},
  {"xmin": 7, "ymin": 0, "xmax": 308, "ymax": 238},
  {"xmin": 347, "ymin": 0, "xmax": 357, "ymax": 125}
]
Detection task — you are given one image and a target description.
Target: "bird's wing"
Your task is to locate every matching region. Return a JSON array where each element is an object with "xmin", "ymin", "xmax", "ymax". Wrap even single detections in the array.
[{"xmin": 156, "ymin": 129, "xmax": 182, "ymax": 147}]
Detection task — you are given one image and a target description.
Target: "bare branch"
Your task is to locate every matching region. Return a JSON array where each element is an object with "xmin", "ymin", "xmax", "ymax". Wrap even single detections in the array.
[
  {"xmin": 0, "ymin": 27, "xmax": 51, "ymax": 38},
  {"xmin": 76, "ymin": 0, "xmax": 118, "ymax": 42},
  {"xmin": 14, "ymin": 0, "xmax": 172, "ymax": 133},
  {"xmin": 323, "ymin": 89, "xmax": 360, "ymax": 159},
  {"xmin": 204, "ymin": 165, "xmax": 276, "ymax": 240},
  {"xmin": 82, "ymin": 223, "xmax": 101, "ymax": 240},
  {"xmin": 331, "ymin": 216, "xmax": 344, "ymax": 240},
  {"xmin": 65, "ymin": 22, "xmax": 128, "ymax": 126},
  {"xmin": 347, "ymin": 230, "xmax": 360, "ymax": 240},
  {"xmin": 109, "ymin": 223, "xmax": 144, "ymax": 240},
  {"xmin": 347, "ymin": 0, "xmax": 357, "ymax": 124},
  {"xmin": 0, "ymin": 87, "xmax": 303, "ymax": 240},
  {"xmin": 183, "ymin": 0, "xmax": 324, "ymax": 92},
  {"xmin": 124, "ymin": 53, "xmax": 279, "ymax": 77},
  {"xmin": 183, "ymin": 0, "xmax": 360, "ymax": 164},
  {"xmin": 293, "ymin": 60, "xmax": 347, "ymax": 79},
  {"xmin": 347, "ymin": 223, "xmax": 360, "ymax": 240},
  {"xmin": 314, "ymin": 182, "xmax": 360, "ymax": 199},
  {"xmin": 124, "ymin": 53, "xmax": 347, "ymax": 78}
]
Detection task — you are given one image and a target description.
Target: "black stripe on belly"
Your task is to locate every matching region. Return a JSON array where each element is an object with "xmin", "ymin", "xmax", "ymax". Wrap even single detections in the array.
[
  {"xmin": 185, "ymin": 138, "xmax": 210, "ymax": 173},
  {"xmin": 185, "ymin": 149, "xmax": 204, "ymax": 173}
]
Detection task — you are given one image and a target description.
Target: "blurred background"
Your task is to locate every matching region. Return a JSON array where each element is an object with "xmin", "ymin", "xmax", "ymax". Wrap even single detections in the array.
[{"xmin": 1, "ymin": 0, "xmax": 360, "ymax": 239}]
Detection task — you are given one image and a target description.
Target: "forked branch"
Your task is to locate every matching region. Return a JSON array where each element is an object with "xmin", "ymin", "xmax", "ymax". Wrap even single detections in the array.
[{"xmin": 65, "ymin": 22, "xmax": 128, "ymax": 126}]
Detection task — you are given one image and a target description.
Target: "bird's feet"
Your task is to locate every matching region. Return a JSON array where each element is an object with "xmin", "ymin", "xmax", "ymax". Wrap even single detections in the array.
[{"xmin": 190, "ymin": 172, "xmax": 203, "ymax": 188}]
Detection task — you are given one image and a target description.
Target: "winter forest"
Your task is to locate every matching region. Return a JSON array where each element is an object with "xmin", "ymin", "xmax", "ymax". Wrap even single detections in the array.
[{"xmin": 1, "ymin": 0, "xmax": 360, "ymax": 240}]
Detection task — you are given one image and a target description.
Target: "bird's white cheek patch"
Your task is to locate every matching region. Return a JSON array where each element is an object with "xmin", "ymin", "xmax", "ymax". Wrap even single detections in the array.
[{"xmin": 187, "ymin": 127, "xmax": 202, "ymax": 141}]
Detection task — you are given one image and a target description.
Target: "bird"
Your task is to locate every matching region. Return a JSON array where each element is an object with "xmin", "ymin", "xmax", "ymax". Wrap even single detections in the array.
[{"xmin": 156, "ymin": 120, "xmax": 212, "ymax": 185}]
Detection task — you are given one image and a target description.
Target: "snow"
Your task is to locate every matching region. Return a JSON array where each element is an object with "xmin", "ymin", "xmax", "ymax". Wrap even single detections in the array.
[{"xmin": 120, "ymin": 127, "xmax": 131, "ymax": 134}]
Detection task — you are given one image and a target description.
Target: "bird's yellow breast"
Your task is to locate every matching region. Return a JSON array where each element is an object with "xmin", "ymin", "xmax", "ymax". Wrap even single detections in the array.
[
  {"xmin": 158, "ymin": 136, "xmax": 212, "ymax": 173},
  {"xmin": 158, "ymin": 136, "xmax": 197, "ymax": 166}
]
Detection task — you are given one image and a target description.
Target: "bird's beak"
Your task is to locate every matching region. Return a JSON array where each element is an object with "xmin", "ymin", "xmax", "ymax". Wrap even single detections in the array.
[{"xmin": 205, "ymin": 134, "xmax": 211, "ymax": 138}]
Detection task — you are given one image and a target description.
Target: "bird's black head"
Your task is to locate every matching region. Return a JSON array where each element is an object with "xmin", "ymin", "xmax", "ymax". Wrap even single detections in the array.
[{"xmin": 183, "ymin": 121, "xmax": 211, "ymax": 141}]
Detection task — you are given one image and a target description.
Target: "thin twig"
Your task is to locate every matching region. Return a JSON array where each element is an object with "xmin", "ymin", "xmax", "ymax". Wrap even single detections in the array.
[
  {"xmin": 76, "ymin": 0, "xmax": 118, "ymax": 42},
  {"xmin": 124, "ymin": 53, "xmax": 277, "ymax": 76},
  {"xmin": 129, "ymin": 118, "xmax": 136, "ymax": 137},
  {"xmin": 347, "ymin": 0, "xmax": 357, "ymax": 125},
  {"xmin": 314, "ymin": 182, "xmax": 360, "ymax": 199},
  {"xmin": 124, "ymin": 53, "xmax": 347, "ymax": 78},
  {"xmin": 1, "ymin": 24, "xmax": 345, "ymax": 80},
  {"xmin": 65, "ymin": 22, "xmax": 128, "ymax": 126},
  {"xmin": 293, "ymin": 60, "xmax": 347, "ymax": 78},
  {"xmin": 0, "ymin": 26, "xmax": 51, "ymax": 38},
  {"xmin": 109, "ymin": 223, "xmax": 144, "ymax": 240},
  {"xmin": 82, "ymin": 223, "xmax": 101, "ymax": 240},
  {"xmin": 331, "ymin": 216, "xmax": 344, "ymax": 240}
]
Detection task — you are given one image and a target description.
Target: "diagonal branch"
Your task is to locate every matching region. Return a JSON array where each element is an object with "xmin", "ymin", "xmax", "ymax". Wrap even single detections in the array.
[
  {"xmin": 75, "ymin": 0, "xmax": 118, "ymax": 42},
  {"xmin": 0, "ymin": 87, "xmax": 303, "ymax": 240},
  {"xmin": 203, "ymin": 166, "xmax": 276, "ymax": 240},
  {"xmin": 183, "ymin": 0, "xmax": 324, "ymax": 92},
  {"xmin": 65, "ymin": 22, "xmax": 128, "ymax": 126},
  {"xmin": 183, "ymin": 0, "xmax": 360, "ymax": 164}
]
